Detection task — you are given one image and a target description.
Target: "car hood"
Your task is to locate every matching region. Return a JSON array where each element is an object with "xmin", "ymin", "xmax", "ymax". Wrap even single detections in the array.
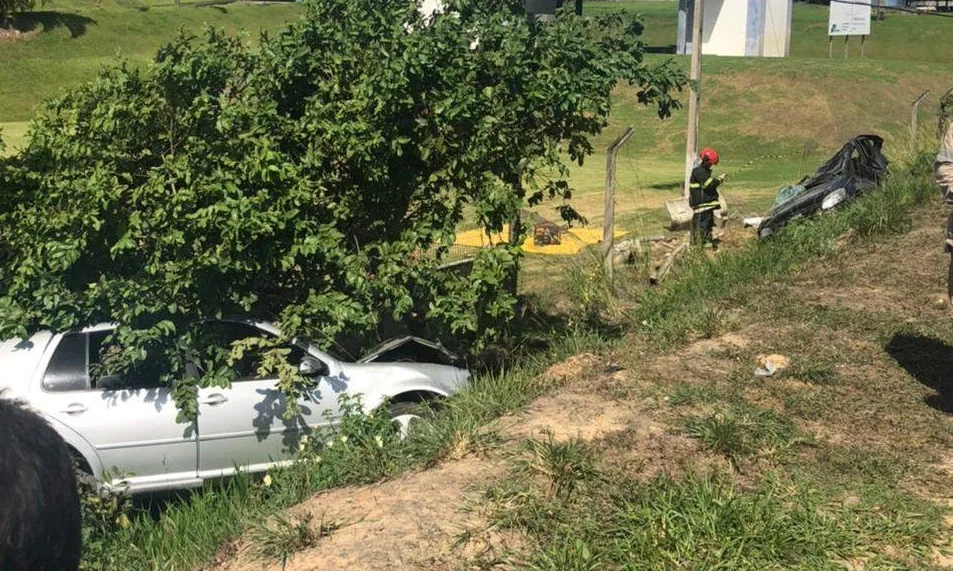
[{"xmin": 358, "ymin": 336, "xmax": 461, "ymax": 366}]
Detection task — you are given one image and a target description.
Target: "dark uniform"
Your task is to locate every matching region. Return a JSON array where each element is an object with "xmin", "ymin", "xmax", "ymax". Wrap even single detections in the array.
[{"xmin": 689, "ymin": 164, "xmax": 722, "ymax": 248}]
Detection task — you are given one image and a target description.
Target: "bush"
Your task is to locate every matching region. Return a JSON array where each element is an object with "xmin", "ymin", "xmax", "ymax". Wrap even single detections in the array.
[{"xmin": 0, "ymin": 0, "xmax": 684, "ymax": 417}]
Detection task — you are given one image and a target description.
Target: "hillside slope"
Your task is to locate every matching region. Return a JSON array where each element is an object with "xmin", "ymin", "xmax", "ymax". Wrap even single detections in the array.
[{"xmin": 209, "ymin": 191, "xmax": 953, "ymax": 569}]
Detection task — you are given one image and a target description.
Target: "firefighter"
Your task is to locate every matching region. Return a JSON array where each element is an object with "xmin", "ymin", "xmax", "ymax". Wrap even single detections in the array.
[
  {"xmin": 689, "ymin": 147, "xmax": 726, "ymax": 250},
  {"xmin": 936, "ymin": 122, "xmax": 953, "ymax": 303}
]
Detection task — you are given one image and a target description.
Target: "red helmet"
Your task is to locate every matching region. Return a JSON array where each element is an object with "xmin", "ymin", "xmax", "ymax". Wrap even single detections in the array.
[{"xmin": 700, "ymin": 148, "xmax": 719, "ymax": 165}]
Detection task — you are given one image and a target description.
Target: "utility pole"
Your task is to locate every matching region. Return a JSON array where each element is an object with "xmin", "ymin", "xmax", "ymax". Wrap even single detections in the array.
[{"xmin": 683, "ymin": 0, "xmax": 704, "ymax": 199}]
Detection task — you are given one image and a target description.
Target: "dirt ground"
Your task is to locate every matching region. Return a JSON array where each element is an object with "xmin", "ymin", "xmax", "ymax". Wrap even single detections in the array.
[{"xmin": 213, "ymin": 207, "xmax": 953, "ymax": 570}]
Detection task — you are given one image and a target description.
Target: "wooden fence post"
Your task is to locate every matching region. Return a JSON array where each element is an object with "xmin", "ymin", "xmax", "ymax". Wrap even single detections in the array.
[
  {"xmin": 603, "ymin": 126, "xmax": 635, "ymax": 284},
  {"xmin": 911, "ymin": 90, "xmax": 931, "ymax": 153}
]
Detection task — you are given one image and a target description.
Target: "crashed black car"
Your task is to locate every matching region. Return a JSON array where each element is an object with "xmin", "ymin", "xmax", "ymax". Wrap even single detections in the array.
[{"xmin": 758, "ymin": 135, "xmax": 889, "ymax": 239}]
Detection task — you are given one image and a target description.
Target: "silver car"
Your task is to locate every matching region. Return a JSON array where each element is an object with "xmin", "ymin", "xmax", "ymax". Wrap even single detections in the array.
[{"xmin": 0, "ymin": 319, "xmax": 468, "ymax": 494}]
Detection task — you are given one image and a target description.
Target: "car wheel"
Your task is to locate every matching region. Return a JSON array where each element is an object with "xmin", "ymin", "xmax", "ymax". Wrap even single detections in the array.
[{"xmin": 388, "ymin": 401, "xmax": 431, "ymax": 439}]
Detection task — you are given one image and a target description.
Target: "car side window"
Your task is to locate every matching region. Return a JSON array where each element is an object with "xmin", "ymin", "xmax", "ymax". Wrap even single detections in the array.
[
  {"xmin": 88, "ymin": 331, "xmax": 162, "ymax": 390},
  {"xmin": 200, "ymin": 322, "xmax": 308, "ymax": 382},
  {"xmin": 42, "ymin": 333, "xmax": 89, "ymax": 392},
  {"xmin": 42, "ymin": 331, "xmax": 163, "ymax": 392}
]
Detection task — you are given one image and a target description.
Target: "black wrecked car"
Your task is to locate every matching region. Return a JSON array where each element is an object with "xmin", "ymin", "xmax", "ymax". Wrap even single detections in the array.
[{"xmin": 758, "ymin": 135, "xmax": 889, "ymax": 239}]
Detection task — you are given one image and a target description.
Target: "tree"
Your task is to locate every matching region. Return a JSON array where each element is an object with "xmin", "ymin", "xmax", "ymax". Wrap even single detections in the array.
[
  {"xmin": 0, "ymin": 0, "xmax": 684, "ymax": 419},
  {"xmin": 1, "ymin": 0, "xmax": 40, "ymax": 29}
]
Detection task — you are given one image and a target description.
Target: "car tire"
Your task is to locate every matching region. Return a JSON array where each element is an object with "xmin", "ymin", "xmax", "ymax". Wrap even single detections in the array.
[{"xmin": 388, "ymin": 400, "xmax": 432, "ymax": 440}]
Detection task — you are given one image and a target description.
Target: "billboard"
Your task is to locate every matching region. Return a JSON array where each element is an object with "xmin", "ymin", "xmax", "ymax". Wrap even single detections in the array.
[{"xmin": 828, "ymin": 0, "xmax": 871, "ymax": 36}]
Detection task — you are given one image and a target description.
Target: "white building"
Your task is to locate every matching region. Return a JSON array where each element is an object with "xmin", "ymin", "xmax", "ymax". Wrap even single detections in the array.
[{"xmin": 677, "ymin": 0, "xmax": 794, "ymax": 58}]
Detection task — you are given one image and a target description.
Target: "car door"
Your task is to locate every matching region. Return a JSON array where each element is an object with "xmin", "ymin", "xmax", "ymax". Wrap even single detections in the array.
[
  {"xmin": 195, "ymin": 321, "xmax": 338, "ymax": 479},
  {"xmin": 31, "ymin": 328, "xmax": 198, "ymax": 491}
]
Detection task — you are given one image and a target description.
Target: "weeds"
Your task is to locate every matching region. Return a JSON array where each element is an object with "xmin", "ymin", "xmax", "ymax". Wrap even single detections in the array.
[
  {"xmin": 78, "ymin": 157, "xmax": 938, "ymax": 570},
  {"xmin": 685, "ymin": 403, "xmax": 803, "ymax": 469},
  {"xmin": 667, "ymin": 381, "xmax": 720, "ymax": 407},
  {"xmin": 565, "ymin": 255, "xmax": 615, "ymax": 330},
  {"xmin": 77, "ymin": 469, "xmax": 132, "ymax": 571},
  {"xmin": 519, "ymin": 432, "xmax": 600, "ymax": 500},
  {"xmin": 527, "ymin": 537, "xmax": 600, "ymax": 571},
  {"xmin": 252, "ymin": 512, "xmax": 337, "ymax": 569}
]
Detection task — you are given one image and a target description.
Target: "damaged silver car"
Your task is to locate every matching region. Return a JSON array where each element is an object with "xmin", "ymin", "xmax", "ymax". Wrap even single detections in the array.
[{"xmin": 0, "ymin": 318, "xmax": 469, "ymax": 493}]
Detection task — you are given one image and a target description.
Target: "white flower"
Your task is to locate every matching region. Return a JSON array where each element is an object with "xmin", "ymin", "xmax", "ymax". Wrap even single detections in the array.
[
  {"xmin": 263, "ymin": 474, "xmax": 273, "ymax": 487},
  {"xmin": 313, "ymin": 455, "xmax": 322, "ymax": 464},
  {"xmin": 340, "ymin": 435, "xmax": 349, "ymax": 444},
  {"xmin": 300, "ymin": 435, "xmax": 309, "ymax": 445},
  {"xmin": 375, "ymin": 435, "xmax": 384, "ymax": 448},
  {"xmin": 326, "ymin": 439, "xmax": 334, "ymax": 449}
]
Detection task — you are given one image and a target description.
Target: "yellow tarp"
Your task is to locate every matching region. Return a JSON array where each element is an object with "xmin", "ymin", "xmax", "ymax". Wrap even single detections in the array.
[{"xmin": 454, "ymin": 224, "xmax": 627, "ymax": 256}]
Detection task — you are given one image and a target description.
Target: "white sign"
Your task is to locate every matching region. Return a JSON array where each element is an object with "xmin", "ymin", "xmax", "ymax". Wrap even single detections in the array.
[{"xmin": 828, "ymin": 0, "xmax": 871, "ymax": 36}]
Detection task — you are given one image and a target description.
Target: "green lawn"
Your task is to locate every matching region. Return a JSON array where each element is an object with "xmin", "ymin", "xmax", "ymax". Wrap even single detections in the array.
[
  {"xmin": 587, "ymin": 0, "xmax": 953, "ymax": 63},
  {"xmin": 0, "ymin": 0, "xmax": 301, "ymax": 124}
]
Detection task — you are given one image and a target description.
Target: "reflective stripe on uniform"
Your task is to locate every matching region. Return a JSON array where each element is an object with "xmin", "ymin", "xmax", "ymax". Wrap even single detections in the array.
[
  {"xmin": 703, "ymin": 177, "xmax": 715, "ymax": 189},
  {"xmin": 692, "ymin": 200, "xmax": 720, "ymax": 213}
]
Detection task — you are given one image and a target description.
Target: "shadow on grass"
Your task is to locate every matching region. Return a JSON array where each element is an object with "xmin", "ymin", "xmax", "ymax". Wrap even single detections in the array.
[
  {"xmin": 645, "ymin": 44, "xmax": 676, "ymax": 55},
  {"xmin": 136, "ymin": 0, "xmax": 285, "ymax": 9},
  {"xmin": 649, "ymin": 180, "xmax": 682, "ymax": 191},
  {"xmin": 12, "ymin": 11, "xmax": 96, "ymax": 39},
  {"xmin": 885, "ymin": 333, "xmax": 953, "ymax": 412}
]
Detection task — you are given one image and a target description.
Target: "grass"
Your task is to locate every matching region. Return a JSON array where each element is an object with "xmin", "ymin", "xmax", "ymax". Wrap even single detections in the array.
[
  {"xmin": 487, "ymin": 447, "xmax": 941, "ymax": 570},
  {"xmin": 685, "ymin": 402, "xmax": 805, "ymax": 469},
  {"xmin": 0, "ymin": 0, "xmax": 301, "ymax": 124},
  {"xmin": 519, "ymin": 432, "xmax": 602, "ymax": 500},
  {"xmin": 252, "ymin": 512, "xmax": 337, "ymax": 569},
  {"xmin": 3, "ymin": 0, "xmax": 950, "ymax": 229},
  {"xmin": 518, "ymin": 1, "xmax": 953, "ymax": 238}
]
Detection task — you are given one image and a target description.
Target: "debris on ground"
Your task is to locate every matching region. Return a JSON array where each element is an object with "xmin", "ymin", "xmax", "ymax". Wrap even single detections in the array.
[
  {"xmin": 650, "ymin": 242, "xmax": 689, "ymax": 285},
  {"xmin": 533, "ymin": 220, "xmax": 565, "ymax": 246},
  {"xmin": 665, "ymin": 198, "xmax": 693, "ymax": 231},
  {"xmin": 612, "ymin": 235, "xmax": 673, "ymax": 266},
  {"xmin": 743, "ymin": 217, "xmax": 765, "ymax": 228},
  {"xmin": 754, "ymin": 353, "xmax": 791, "ymax": 377}
]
